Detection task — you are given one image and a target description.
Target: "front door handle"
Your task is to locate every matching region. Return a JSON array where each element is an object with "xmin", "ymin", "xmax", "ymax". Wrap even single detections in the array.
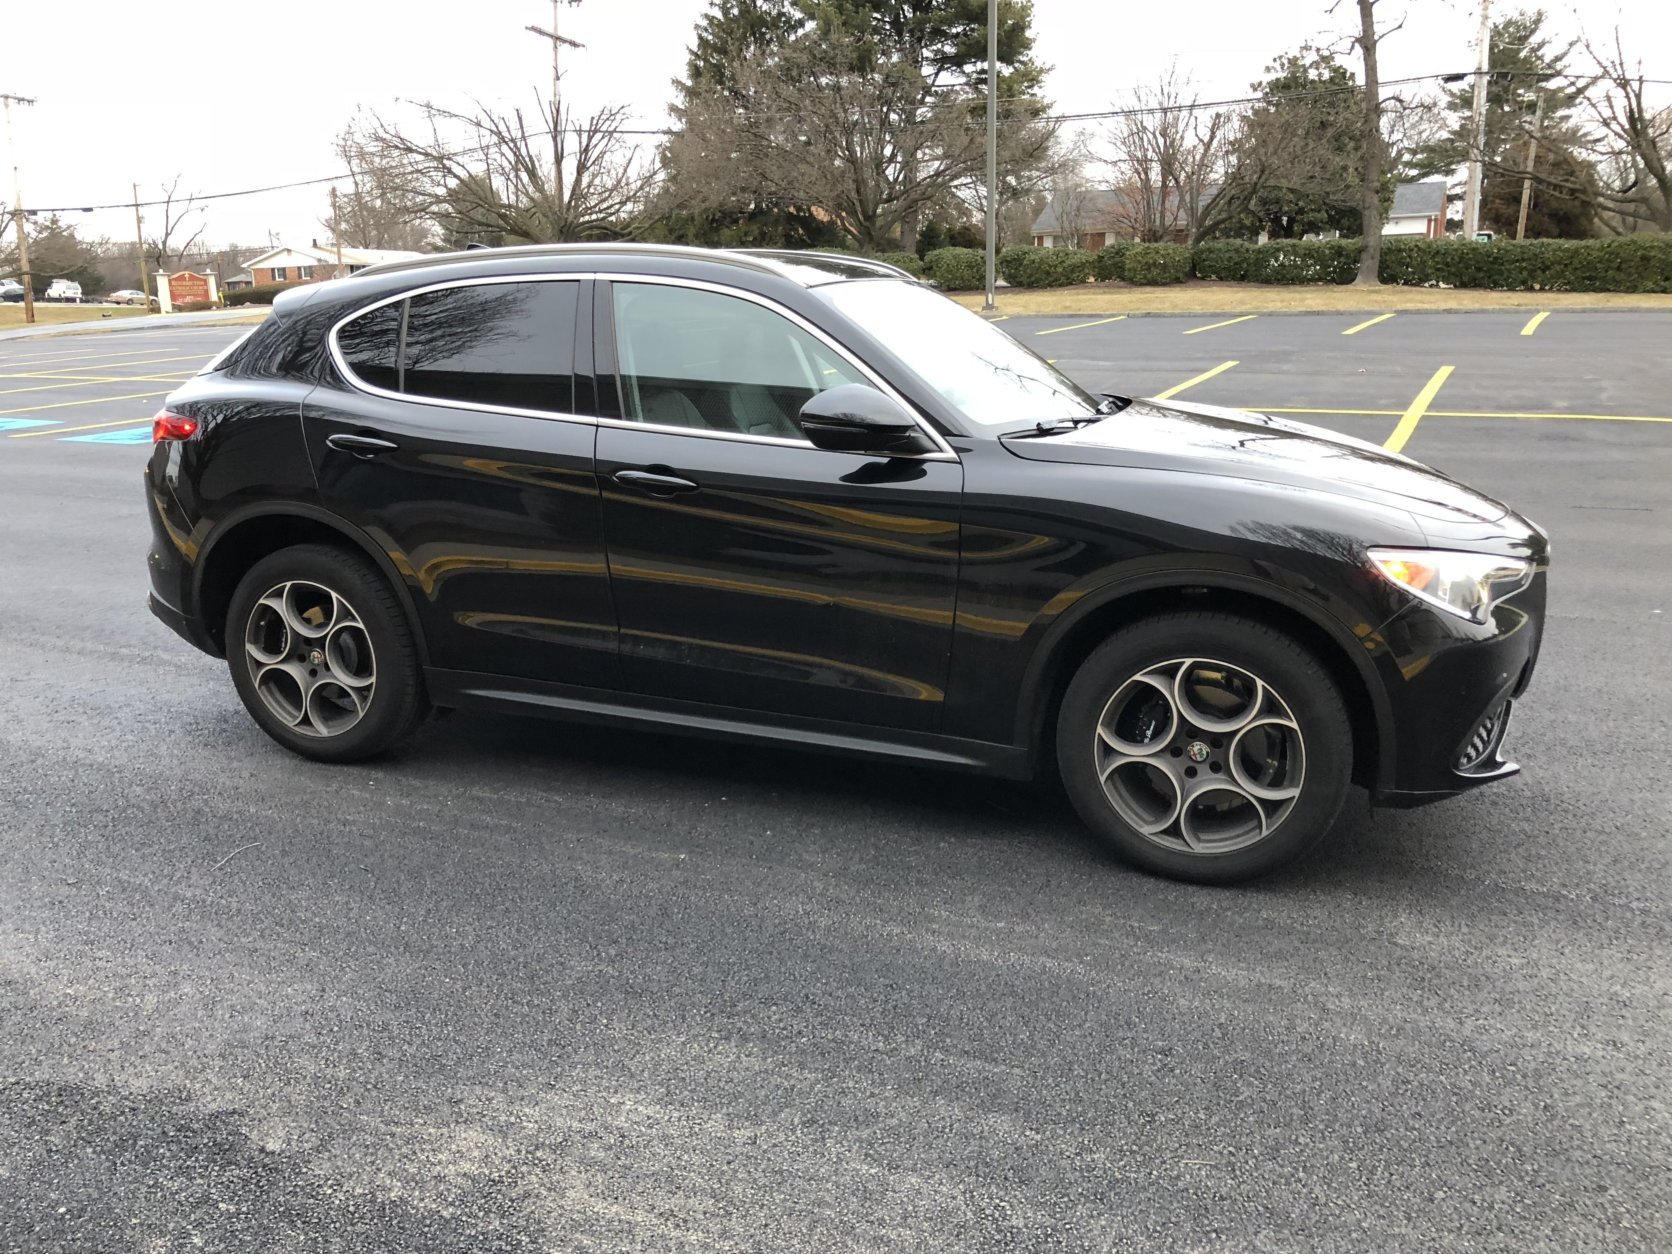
[
  {"xmin": 326, "ymin": 432, "xmax": 399, "ymax": 458},
  {"xmin": 613, "ymin": 468, "xmax": 699, "ymax": 496}
]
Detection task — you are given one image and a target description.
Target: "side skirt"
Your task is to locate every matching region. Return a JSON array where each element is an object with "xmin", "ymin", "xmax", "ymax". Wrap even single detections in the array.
[{"xmin": 425, "ymin": 669, "xmax": 1035, "ymax": 780}]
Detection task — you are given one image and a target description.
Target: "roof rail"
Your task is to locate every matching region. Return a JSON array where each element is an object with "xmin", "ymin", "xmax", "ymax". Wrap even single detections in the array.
[{"xmin": 351, "ymin": 241, "xmax": 793, "ymax": 281}]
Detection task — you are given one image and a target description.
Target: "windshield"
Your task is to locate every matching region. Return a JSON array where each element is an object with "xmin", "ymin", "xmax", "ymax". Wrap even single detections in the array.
[{"xmin": 818, "ymin": 280, "xmax": 1101, "ymax": 431}]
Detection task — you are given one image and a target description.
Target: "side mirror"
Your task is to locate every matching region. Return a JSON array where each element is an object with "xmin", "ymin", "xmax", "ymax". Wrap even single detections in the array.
[{"xmin": 796, "ymin": 384, "xmax": 932, "ymax": 455}]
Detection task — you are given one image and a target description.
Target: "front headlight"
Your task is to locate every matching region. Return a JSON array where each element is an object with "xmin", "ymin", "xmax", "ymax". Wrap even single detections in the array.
[{"xmin": 1368, "ymin": 548, "xmax": 1533, "ymax": 624}]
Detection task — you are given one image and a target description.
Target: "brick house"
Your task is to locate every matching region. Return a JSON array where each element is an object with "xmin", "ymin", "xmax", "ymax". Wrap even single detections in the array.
[{"xmin": 240, "ymin": 244, "xmax": 423, "ymax": 286}]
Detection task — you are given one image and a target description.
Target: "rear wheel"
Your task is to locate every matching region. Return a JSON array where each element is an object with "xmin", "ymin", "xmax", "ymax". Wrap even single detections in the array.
[
  {"xmin": 226, "ymin": 545, "xmax": 428, "ymax": 762},
  {"xmin": 1056, "ymin": 612, "xmax": 1352, "ymax": 884}
]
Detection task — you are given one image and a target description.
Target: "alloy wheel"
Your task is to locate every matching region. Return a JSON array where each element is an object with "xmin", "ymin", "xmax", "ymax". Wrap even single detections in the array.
[
  {"xmin": 1094, "ymin": 657, "xmax": 1306, "ymax": 854},
  {"xmin": 243, "ymin": 580, "xmax": 377, "ymax": 738}
]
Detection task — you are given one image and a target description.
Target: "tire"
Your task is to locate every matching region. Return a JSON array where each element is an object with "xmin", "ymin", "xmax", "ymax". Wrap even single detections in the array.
[
  {"xmin": 225, "ymin": 544, "xmax": 428, "ymax": 762},
  {"xmin": 1056, "ymin": 612, "xmax": 1352, "ymax": 884}
]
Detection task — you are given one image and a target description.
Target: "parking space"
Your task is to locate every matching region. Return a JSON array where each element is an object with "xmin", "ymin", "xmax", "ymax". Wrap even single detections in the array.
[
  {"xmin": 0, "ymin": 325, "xmax": 237, "ymax": 443},
  {"xmin": 2, "ymin": 311, "xmax": 1669, "ymax": 1247}
]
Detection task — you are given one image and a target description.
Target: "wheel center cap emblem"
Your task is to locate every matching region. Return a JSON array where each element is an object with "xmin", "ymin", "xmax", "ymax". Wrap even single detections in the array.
[
  {"xmin": 309, "ymin": 649, "xmax": 324, "ymax": 665},
  {"xmin": 1185, "ymin": 741, "xmax": 1211, "ymax": 763}
]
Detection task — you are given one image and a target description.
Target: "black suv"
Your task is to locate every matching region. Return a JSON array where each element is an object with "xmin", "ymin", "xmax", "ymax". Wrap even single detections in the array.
[{"xmin": 146, "ymin": 245, "xmax": 1548, "ymax": 882}]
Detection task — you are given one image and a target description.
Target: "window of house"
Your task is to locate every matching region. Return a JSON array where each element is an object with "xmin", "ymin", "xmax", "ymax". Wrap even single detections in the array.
[
  {"xmin": 609, "ymin": 282, "xmax": 867, "ymax": 438},
  {"xmin": 272, "ymin": 267, "xmax": 288, "ymax": 282},
  {"xmin": 296, "ymin": 266, "xmax": 314, "ymax": 280},
  {"xmin": 400, "ymin": 280, "xmax": 578, "ymax": 412}
]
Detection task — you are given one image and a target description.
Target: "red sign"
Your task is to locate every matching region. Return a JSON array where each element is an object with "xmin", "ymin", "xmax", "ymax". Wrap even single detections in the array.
[{"xmin": 168, "ymin": 272, "xmax": 211, "ymax": 306}]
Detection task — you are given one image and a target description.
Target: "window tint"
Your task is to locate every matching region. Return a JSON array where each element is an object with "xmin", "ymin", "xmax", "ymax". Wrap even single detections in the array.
[
  {"xmin": 336, "ymin": 301, "xmax": 402, "ymax": 392},
  {"xmin": 611, "ymin": 283, "xmax": 868, "ymax": 438},
  {"xmin": 403, "ymin": 281, "xmax": 578, "ymax": 413}
]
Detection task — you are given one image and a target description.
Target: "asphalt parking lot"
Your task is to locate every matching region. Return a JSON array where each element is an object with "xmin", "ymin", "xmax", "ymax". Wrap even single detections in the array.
[{"xmin": 1, "ymin": 311, "xmax": 1668, "ymax": 1250}]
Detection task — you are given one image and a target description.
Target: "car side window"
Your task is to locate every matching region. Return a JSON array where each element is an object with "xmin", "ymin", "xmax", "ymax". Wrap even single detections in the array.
[
  {"xmin": 335, "ymin": 280, "xmax": 579, "ymax": 414},
  {"xmin": 336, "ymin": 302, "xmax": 402, "ymax": 392},
  {"xmin": 610, "ymin": 282, "xmax": 869, "ymax": 438},
  {"xmin": 403, "ymin": 281, "xmax": 578, "ymax": 413}
]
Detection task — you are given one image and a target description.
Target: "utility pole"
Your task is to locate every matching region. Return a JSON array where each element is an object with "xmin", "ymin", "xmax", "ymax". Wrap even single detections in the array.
[
  {"xmin": 1514, "ymin": 88, "xmax": 1545, "ymax": 240},
  {"xmin": 982, "ymin": 0, "xmax": 997, "ymax": 312},
  {"xmin": 1462, "ymin": 0, "xmax": 1492, "ymax": 240},
  {"xmin": 526, "ymin": 0, "xmax": 584, "ymax": 209},
  {"xmin": 330, "ymin": 186, "xmax": 346, "ymax": 279},
  {"xmin": 3, "ymin": 93, "xmax": 38, "ymax": 325},
  {"xmin": 132, "ymin": 183, "xmax": 151, "ymax": 307}
]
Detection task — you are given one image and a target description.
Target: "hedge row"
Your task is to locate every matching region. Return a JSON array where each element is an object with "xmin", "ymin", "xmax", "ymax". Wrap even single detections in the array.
[
  {"xmin": 1192, "ymin": 235, "xmax": 1672, "ymax": 291},
  {"xmin": 225, "ymin": 282, "xmax": 304, "ymax": 306},
  {"xmin": 1124, "ymin": 242, "xmax": 1193, "ymax": 285}
]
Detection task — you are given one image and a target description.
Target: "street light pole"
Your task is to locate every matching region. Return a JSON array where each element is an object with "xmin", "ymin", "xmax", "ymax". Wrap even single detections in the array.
[
  {"xmin": 3, "ymin": 92, "xmax": 38, "ymax": 325},
  {"xmin": 132, "ymin": 183, "xmax": 151, "ymax": 308},
  {"xmin": 982, "ymin": 0, "xmax": 997, "ymax": 312}
]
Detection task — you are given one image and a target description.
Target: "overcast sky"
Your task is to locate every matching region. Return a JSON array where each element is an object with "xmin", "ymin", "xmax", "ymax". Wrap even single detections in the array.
[{"xmin": 2, "ymin": 0, "xmax": 1665, "ymax": 258}]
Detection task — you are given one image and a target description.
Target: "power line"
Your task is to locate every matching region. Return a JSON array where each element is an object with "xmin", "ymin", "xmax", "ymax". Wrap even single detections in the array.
[{"xmin": 17, "ymin": 67, "xmax": 1670, "ymax": 216}]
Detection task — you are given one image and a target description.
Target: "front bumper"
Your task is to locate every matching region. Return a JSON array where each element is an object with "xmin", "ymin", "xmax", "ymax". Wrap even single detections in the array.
[{"xmin": 1369, "ymin": 569, "xmax": 1546, "ymax": 808}]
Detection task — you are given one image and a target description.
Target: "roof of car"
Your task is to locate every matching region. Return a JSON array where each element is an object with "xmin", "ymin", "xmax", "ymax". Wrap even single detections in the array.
[{"xmin": 350, "ymin": 242, "xmax": 908, "ymax": 287}]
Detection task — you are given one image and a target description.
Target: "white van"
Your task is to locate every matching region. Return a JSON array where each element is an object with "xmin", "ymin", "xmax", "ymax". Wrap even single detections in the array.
[{"xmin": 45, "ymin": 279, "xmax": 82, "ymax": 303}]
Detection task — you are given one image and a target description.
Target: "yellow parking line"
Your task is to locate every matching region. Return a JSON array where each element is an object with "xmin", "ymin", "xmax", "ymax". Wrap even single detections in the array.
[
  {"xmin": 985, "ymin": 315, "xmax": 1009, "ymax": 322},
  {"xmin": 1242, "ymin": 406, "xmax": 1672, "ymax": 424},
  {"xmin": 1153, "ymin": 360, "xmax": 1238, "ymax": 401},
  {"xmin": 1383, "ymin": 366, "xmax": 1454, "ymax": 453},
  {"xmin": 1035, "ymin": 315, "xmax": 1127, "ymax": 336},
  {"xmin": 1342, "ymin": 313, "xmax": 1395, "ymax": 336},
  {"xmin": 1432, "ymin": 409, "xmax": 1672, "ymax": 423},
  {"xmin": 0, "ymin": 345, "xmax": 188, "ymax": 369},
  {"xmin": 8, "ymin": 416, "xmax": 155, "ymax": 438},
  {"xmin": 1521, "ymin": 311, "xmax": 1550, "ymax": 336},
  {"xmin": 15, "ymin": 352, "xmax": 213, "ymax": 376},
  {"xmin": 1183, "ymin": 315, "xmax": 1257, "ymax": 336},
  {"xmin": 1, "ymin": 389, "xmax": 172, "ymax": 420}
]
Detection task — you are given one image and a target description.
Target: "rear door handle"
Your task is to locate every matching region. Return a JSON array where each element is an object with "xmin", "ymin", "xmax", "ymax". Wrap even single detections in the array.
[
  {"xmin": 613, "ymin": 468, "xmax": 699, "ymax": 496},
  {"xmin": 326, "ymin": 432, "xmax": 399, "ymax": 458}
]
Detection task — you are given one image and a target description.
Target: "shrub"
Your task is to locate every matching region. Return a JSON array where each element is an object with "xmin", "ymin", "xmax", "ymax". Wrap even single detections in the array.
[
  {"xmin": 922, "ymin": 246, "xmax": 986, "ymax": 291},
  {"xmin": 1379, "ymin": 235, "xmax": 1672, "ymax": 292},
  {"xmin": 1245, "ymin": 238, "xmax": 1361, "ymax": 285},
  {"xmin": 1093, "ymin": 240, "xmax": 1135, "ymax": 281},
  {"xmin": 1124, "ymin": 242, "xmax": 1193, "ymax": 285},
  {"xmin": 176, "ymin": 299, "xmax": 216, "ymax": 313},
  {"xmin": 225, "ymin": 282, "xmax": 301, "ymax": 306},
  {"xmin": 997, "ymin": 245, "xmax": 1096, "ymax": 288},
  {"xmin": 1192, "ymin": 239, "xmax": 1256, "ymax": 282}
]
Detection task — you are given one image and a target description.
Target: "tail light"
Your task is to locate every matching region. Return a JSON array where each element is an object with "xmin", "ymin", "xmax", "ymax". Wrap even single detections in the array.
[{"xmin": 152, "ymin": 410, "xmax": 199, "ymax": 442}]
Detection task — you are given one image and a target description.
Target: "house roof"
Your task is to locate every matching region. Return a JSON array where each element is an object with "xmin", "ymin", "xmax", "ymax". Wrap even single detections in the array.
[
  {"xmin": 1388, "ymin": 180, "xmax": 1447, "ymax": 219},
  {"xmin": 240, "ymin": 244, "xmax": 425, "ymax": 271}
]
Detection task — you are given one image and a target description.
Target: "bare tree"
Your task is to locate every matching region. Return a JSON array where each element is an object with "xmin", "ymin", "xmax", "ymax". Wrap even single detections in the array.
[
  {"xmin": 667, "ymin": 29, "xmax": 1056, "ymax": 251},
  {"xmin": 145, "ymin": 176, "xmax": 206, "ymax": 273},
  {"xmin": 1496, "ymin": 32, "xmax": 1672, "ymax": 233},
  {"xmin": 329, "ymin": 122, "xmax": 438, "ymax": 253},
  {"xmin": 1100, "ymin": 72, "xmax": 1247, "ymax": 244},
  {"xmin": 355, "ymin": 97, "xmax": 660, "ymax": 244},
  {"xmin": 1342, "ymin": 0, "xmax": 1396, "ymax": 284}
]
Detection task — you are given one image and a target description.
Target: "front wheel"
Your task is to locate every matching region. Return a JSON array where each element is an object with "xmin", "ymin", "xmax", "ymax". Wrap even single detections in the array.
[
  {"xmin": 1056, "ymin": 612, "xmax": 1352, "ymax": 884},
  {"xmin": 226, "ymin": 544, "xmax": 429, "ymax": 762}
]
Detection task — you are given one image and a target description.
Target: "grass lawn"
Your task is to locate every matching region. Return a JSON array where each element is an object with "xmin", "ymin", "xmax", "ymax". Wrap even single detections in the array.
[
  {"xmin": 951, "ymin": 281, "xmax": 1672, "ymax": 316},
  {"xmin": 0, "ymin": 304, "xmax": 151, "ymax": 330}
]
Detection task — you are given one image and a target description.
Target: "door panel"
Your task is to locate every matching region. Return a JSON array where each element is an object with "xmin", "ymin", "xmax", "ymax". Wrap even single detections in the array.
[
  {"xmin": 304, "ymin": 278, "xmax": 619, "ymax": 690},
  {"xmin": 596, "ymin": 427, "xmax": 962, "ymax": 730}
]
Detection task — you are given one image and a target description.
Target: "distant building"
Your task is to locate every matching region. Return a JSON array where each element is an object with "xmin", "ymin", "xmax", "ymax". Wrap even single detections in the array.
[
  {"xmin": 1030, "ymin": 180, "xmax": 1451, "ymax": 247},
  {"xmin": 240, "ymin": 244, "xmax": 423, "ymax": 286},
  {"xmin": 1381, "ymin": 180, "xmax": 1447, "ymax": 239}
]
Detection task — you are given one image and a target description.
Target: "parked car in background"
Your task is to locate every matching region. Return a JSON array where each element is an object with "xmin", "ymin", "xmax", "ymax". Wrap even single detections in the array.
[
  {"xmin": 107, "ymin": 289, "xmax": 155, "ymax": 307},
  {"xmin": 144, "ymin": 244, "xmax": 1549, "ymax": 884},
  {"xmin": 0, "ymin": 280, "xmax": 24, "ymax": 303},
  {"xmin": 44, "ymin": 279, "xmax": 82, "ymax": 303}
]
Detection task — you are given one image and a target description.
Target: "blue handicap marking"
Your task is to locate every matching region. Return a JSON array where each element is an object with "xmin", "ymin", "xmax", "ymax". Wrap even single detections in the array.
[
  {"xmin": 63, "ymin": 426, "xmax": 153, "ymax": 445},
  {"xmin": 0, "ymin": 418, "xmax": 56, "ymax": 431}
]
